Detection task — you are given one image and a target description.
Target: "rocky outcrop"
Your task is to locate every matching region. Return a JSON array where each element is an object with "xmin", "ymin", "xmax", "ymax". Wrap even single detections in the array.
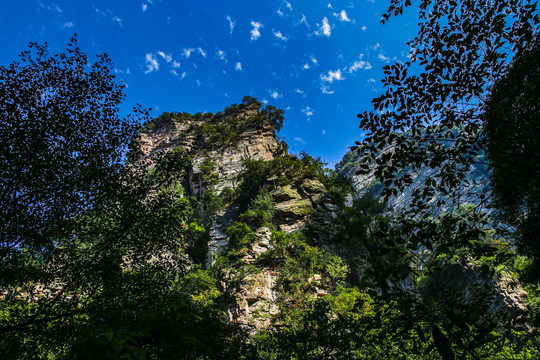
[
  {"xmin": 139, "ymin": 103, "xmax": 280, "ymax": 196},
  {"xmin": 138, "ymin": 101, "xmax": 342, "ymax": 330}
]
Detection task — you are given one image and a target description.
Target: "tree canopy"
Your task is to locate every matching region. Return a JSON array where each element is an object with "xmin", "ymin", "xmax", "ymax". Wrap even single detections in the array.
[{"xmin": 0, "ymin": 36, "xmax": 146, "ymax": 260}]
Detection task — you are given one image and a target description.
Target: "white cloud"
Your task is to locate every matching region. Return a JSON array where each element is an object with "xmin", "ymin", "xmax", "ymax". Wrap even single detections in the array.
[
  {"xmin": 196, "ymin": 79, "xmax": 201, "ymax": 87},
  {"xmin": 226, "ymin": 15, "xmax": 236, "ymax": 34},
  {"xmin": 320, "ymin": 69, "xmax": 344, "ymax": 83},
  {"xmin": 302, "ymin": 106, "xmax": 314, "ymax": 119},
  {"xmin": 142, "ymin": 4, "xmax": 148, "ymax": 12},
  {"xmin": 311, "ymin": 55, "xmax": 318, "ymax": 64},
  {"xmin": 198, "ymin": 47, "xmax": 207, "ymax": 58},
  {"xmin": 378, "ymin": 53, "xmax": 390, "ymax": 62},
  {"xmin": 217, "ymin": 49, "xmax": 227, "ymax": 62},
  {"xmin": 334, "ymin": 10, "xmax": 351, "ymax": 22},
  {"xmin": 299, "ymin": 14, "xmax": 309, "ymax": 27},
  {"xmin": 368, "ymin": 43, "xmax": 381, "ymax": 51},
  {"xmin": 347, "ymin": 56, "xmax": 372, "ymax": 72},
  {"xmin": 270, "ymin": 90, "xmax": 282, "ymax": 99},
  {"xmin": 157, "ymin": 51, "xmax": 172, "ymax": 63},
  {"xmin": 181, "ymin": 72, "xmax": 187, "ymax": 79},
  {"xmin": 320, "ymin": 85, "xmax": 334, "ymax": 94},
  {"xmin": 327, "ymin": 3, "xmax": 333, "ymax": 9},
  {"xmin": 172, "ymin": 61, "xmax": 181, "ymax": 68},
  {"xmin": 273, "ymin": 30, "xmax": 288, "ymax": 41},
  {"xmin": 367, "ymin": 78, "xmax": 376, "ymax": 83},
  {"xmin": 285, "ymin": 1, "xmax": 293, "ymax": 10},
  {"xmin": 144, "ymin": 53, "xmax": 159, "ymax": 74},
  {"xmin": 250, "ymin": 21, "xmax": 263, "ymax": 41},
  {"xmin": 294, "ymin": 137, "xmax": 306, "ymax": 145},
  {"xmin": 114, "ymin": 68, "xmax": 130, "ymax": 74},
  {"xmin": 322, "ymin": 130, "xmax": 326, "ymax": 135},
  {"xmin": 315, "ymin": 17, "xmax": 331, "ymax": 37},
  {"xmin": 361, "ymin": 25, "xmax": 367, "ymax": 31},
  {"xmin": 277, "ymin": 9, "xmax": 284, "ymax": 17},
  {"xmin": 112, "ymin": 16, "xmax": 123, "ymax": 28},
  {"xmin": 64, "ymin": 21, "xmax": 73, "ymax": 28},
  {"xmin": 235, "ymin": 62, "xmax": 243, "ymax": 71},
  {"xmin": 303, "ymin": 63, "xmax": 310, "ymax": 70},
  {"xmin": 183, "ymin": 48, "xmax": 195, "ymax": 58},
  {"xmin": 294, "ymin": 88, "xmax": 305, "ymax": 96}
]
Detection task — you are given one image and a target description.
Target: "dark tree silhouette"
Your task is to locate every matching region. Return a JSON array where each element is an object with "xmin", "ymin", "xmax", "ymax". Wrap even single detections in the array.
[{"xmin": 0, "ymin": 36, "xmax": 147, "ymax": 259}]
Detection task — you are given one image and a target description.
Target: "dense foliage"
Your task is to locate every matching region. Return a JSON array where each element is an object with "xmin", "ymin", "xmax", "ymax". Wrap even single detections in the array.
[{"xmin": 2, "ymin": 2, "xmax": 540, "ymax": 356}]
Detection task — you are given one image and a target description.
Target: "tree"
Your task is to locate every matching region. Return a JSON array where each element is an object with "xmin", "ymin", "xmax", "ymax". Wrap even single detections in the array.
[
  {"xmin": 353, "ymin": 0, "xmax": 540, "ymax": 357},
  {"xmin": 0, "ymin": 36, "xmax": 147, "ymax": 260},
  {"xmin": 355, "ymin": 0, "xmax": 539, "ymax": 217},
  {"xmin": 0, "ymin": 37, "xmax": 157, "ymax": 356},
  {"xmin": 484, "ymin": 36, "xmax": 540, "ymax": 278}
]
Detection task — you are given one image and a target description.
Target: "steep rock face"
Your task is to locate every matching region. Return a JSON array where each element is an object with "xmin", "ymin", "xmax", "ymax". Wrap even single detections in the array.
[
  {"xmin": 139, "ymin": 103, "xmax": 279, "ymax": 195},
  {"xmin": 138, "ymin": 101, "xmax": 344, "ymax": 330},
  {"xmin": 336, "ymin": 146, "xmax": 490, "ymax": 214}
]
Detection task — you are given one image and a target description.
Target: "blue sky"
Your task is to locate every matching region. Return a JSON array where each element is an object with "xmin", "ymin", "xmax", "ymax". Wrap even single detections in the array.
[{"xmin": 0, "ymin": 0, "xmax": 419, "ymax": 167}]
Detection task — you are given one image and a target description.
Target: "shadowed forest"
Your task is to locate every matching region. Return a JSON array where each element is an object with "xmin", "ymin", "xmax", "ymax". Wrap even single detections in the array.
[{"xmin": 1, "ymin": 0, "xmax": 539, "ymax": 359}]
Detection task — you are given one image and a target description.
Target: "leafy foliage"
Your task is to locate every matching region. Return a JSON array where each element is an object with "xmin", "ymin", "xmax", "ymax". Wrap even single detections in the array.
[
  {"xmin": 484, "ymin": 36, "xmax": 540, "ymax": 278},
  {"xmin": 0, "ymin": 36, "xmax": 146, "ymax": 262}
]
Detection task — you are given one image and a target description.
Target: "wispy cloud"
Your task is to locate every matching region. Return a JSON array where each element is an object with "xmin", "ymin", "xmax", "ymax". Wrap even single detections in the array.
[
  {"xmin": 285, "ymin": 1, "xmax": 293, "ymax": 10},
  {"xmin": 320, "ymin": 85, "xmax": 334, "ymax": 94},
  {"xmin": 320, "ymin": 69, "xmax": 344, "ymax": 83},
  {"xmin": 157, "ymin": 51, "xmax": 172, "ymax": 63},
  {"xmin": 294, "ymin": 137, "xmax": 306, "ymax": 145},
  {"xmin": 294, "ymin": 88, "xmax": 305, "ymax": 96},
  {"xmin": 235, "ymin": 62, "xmax": 243, "ymax": 71},
  {"xmin": 277, "ymin": 9, "xmax": 284, "ymax": 17},
  {"xmin": 217, "ymin": 49, "xmax": 227, "ymax": 62},
  {"xmin": 226, "ymin": 15, "xmax": 236, "ymax": 34},
  {"xmin": 198, "ymin": 47, "xmax": 207, "ymax": 58},
  {"xmin": 112, "ymin": 16, "xmax": 123, "ymax": 28},
  {"xmin": 315, "ymin": 17, "xmax": 331, "ymax": 37},
  {"xmin": 142, "ymin": 4, "xmax": 148, "ymax": 12},
  {"xmin": 250, "ymin": 21, "xmax": 263, "ymax": 41},
  {"xmin": 347, "ymin": 55, "xmax": 372, "ymax": 72},
  {"xmin": 183, "ymin": 48, "xmax": 195, "ymax": 58},
  {"xmin": 270, "ymin": 90, "xmax": 282, "ymax": 99},
  {"xmin": 368, "ymin": 43, "xmax": 381, "ymax": 51},
  {"xmin": 334, "ymin": 10, "xmax": 351, "ymax": 22},
  {"xmin": 299, "ymin": 14, "xmax": 309, "ymax": 28},
  {"xmin": 144, "ymin": 53, "xmax": 159, "ymax": 74},
  {"xmin": 302, "ymin": 106, "xmax": 314, "ymax": 120},
  {"xmin": 63, "ymin": 21, "xmax": 73, "ymax": 28},
  {"xmin": 273, "ymin": 30, "xmax": 288, "ymax": 41},
  {"xmin": 93, "ymin": 6, "xmax": 123, "ymax": 28},
  {"xmin": 361, "ymin": 25, "xmax": 367, "ymax": 31},
  {"xmin": 378, "ymin": 53, "xmax": 390, "ymax": 62}
]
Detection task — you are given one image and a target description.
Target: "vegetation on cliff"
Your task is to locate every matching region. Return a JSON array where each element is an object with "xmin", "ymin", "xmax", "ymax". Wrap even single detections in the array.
[{"xmin": 1, "ymin": 0, "xmax": 540, "ymax": 357}]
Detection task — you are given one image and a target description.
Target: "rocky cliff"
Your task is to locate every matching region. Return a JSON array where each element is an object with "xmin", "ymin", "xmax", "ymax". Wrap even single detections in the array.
[
  {"xmin": 138, "ymin": 98, "xmax": 348, "ymax": 330},
  {"xmin": 136, "ymin": 98, "xmax": 530, "ymax": 338}
]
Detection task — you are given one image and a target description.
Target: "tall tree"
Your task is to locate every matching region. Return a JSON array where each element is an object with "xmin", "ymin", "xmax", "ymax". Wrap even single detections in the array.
[
  {"xmin": 353, "ymin": 0, "xmax": 540, "ymax": 357},
  {"xmin": 0, "ymin": 36, "xmax": 146, "ymax": 261},
  {"xmin": 484, "ymin": 36, "xmax": 540, "ymax": 278},
  {"xmin": 355, "ymin": 0, "xmax": 539, "ymax": 217}
]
